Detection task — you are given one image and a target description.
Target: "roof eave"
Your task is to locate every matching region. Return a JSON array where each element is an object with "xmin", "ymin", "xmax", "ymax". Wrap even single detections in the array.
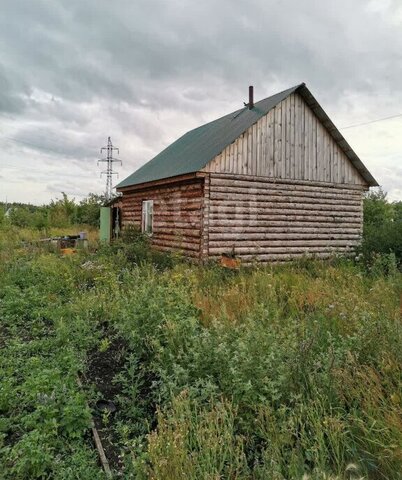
[{"xmin": 116, "ymin": 172, "xmax": 201, "ymax": 192}]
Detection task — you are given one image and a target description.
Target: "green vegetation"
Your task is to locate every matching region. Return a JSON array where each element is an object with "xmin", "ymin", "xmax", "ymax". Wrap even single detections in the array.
[
  {"xmin": 361, "ymin": 189, "xmax": 402, "ymax": 268},
  {"xmin": 0, "ymin": 192, "xmax": 106, "ymax": 230},
  {"xmin": 0, "ymin": 187, "xmax": 401, "ymax": 479},
  {"xmin": 0, "ymin": 231, "xmax": 401, "ymax": 479}
]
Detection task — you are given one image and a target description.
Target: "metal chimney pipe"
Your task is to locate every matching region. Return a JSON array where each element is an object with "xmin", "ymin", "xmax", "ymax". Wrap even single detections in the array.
[{"xmin": 248, "ymin": 86, "xmax": 254, "ymax": 109}]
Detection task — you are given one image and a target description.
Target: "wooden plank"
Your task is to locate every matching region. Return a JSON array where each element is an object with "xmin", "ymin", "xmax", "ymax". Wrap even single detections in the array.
[
  {"xmin": 259, "ymin": 114, "xmax": 265, "ymax": 177},
  {"xmin": 246, "ymin": 127, "xmax": 251, "ymax": 175},
  {"xmin": 244, "ymin": 135, "xmax": 249, "ymax": 175},
  {"xmin": 273, "ymin": 104, "xmax": 281, "ymax": 176},
  {"xmin": 299, "ymin": 95, "xmax": 304, "ymax": 180},
  {"xmin": 284, "ymin": 97, "xmax": 292, "ymax": 178},
  {"xmin": 290, "ymin": 93, "xmax": 296, "ymax": 179},
  {"xmin": 267, "ymin": 109, "xmax": 275, "ymax": 177},
  {"xmin": 252, "ymin": 122, "xmax": 258, "ymax": 175}
]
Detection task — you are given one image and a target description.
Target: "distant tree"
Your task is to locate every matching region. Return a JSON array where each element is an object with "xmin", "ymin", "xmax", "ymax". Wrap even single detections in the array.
[
  {"xmin": 1, "ymin": 192, "xmax": 107, "ymax": 230},
  {"xmin": 76, "ymin": 193, "xmax": 106, "ymax": 226},
  {"xmin": 47, "ymin": 192, "xmax": 77, "ymax": 227},
  {"xmin": 393, "ymin": 201, "xmax": 402, "ymax": 223},
  {"xmin": 8, "ymin": 207, "xmax": 32, "ymax": 227},
  {"xmin": 363, "ymin": 188, "xmax": 393, "ymax": 226},
  {"xmin": 0, "ymin": 205, "xmax": 8, "ymax": 229},
  {"xmin": 362, "ymin": 188, "xmax": 402, "ymax": 268},
  {"xmin": 32, "ymin": 208, "xmax": 49, "ymax": 231}
]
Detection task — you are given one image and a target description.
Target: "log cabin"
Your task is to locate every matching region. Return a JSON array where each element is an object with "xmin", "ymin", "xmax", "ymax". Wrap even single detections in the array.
[{"xmin": 116, "ymin": 83, "xmax": 378, "ymax": 263}]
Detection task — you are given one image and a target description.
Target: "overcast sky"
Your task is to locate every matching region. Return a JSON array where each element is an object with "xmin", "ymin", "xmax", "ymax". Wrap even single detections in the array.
[{"xmin": 1, "ymin": 0, "xmax": 401, "ymax": 204}]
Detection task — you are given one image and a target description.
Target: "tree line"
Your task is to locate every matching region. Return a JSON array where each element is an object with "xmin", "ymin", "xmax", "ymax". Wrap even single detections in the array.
[{"xmin": 0, "ymin": 193, "xmax": 106, "ymax": 229}]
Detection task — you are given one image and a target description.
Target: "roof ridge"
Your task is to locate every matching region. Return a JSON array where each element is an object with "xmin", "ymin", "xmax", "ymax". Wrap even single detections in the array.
[
  {"xmin": 186, "ymin": 83, "xmax": 304, "ymax": 135},
  {"xmin": 116, "ymin": 84, "xmax": 302, "ymax": 189}
]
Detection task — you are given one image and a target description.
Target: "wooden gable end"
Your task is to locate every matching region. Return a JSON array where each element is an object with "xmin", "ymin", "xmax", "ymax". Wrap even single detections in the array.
[{"xmin": 202, "ymin": 92, "xmax": 368, "ymax": 186}]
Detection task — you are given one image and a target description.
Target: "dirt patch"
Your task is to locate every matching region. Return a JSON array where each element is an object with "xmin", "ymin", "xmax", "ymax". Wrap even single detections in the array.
[{"xmin": 85, "ymin": 335, "xmax": 128, "ymax": 473}]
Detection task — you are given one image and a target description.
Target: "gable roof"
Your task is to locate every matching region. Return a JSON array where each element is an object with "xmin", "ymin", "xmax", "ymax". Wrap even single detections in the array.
[{"xmin": 117, "ymin": 83, "xmax": 378, "ymax": 189}]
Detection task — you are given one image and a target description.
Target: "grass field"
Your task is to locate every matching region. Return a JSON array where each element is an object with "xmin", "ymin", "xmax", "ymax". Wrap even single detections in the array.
[{"xmin": 0, "ymin": 228, "xmax": 401, "ymax": 479}]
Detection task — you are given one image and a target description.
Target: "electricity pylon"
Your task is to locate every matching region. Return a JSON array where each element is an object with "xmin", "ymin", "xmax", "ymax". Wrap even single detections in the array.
[{"xmin": 98, "ymin": 137, "xmax": 122, "ymax": 201}]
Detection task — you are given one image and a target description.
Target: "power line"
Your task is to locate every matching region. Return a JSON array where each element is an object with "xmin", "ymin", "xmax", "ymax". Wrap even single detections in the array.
[
  {"xmin": 340, "ymin": 113, "xmax": 402, "ymax": 130},
  {"xmin": 98, "ymin": 137, "xmax": 122, "ymax": 201}
]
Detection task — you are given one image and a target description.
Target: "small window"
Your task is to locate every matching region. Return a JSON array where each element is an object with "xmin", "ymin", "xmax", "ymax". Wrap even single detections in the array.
[{"xmin": 142, "ymin": 200, "xmax": 153, "ymax": 235}]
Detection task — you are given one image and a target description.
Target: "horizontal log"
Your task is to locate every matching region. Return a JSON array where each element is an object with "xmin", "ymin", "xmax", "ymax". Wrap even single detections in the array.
[
  {"xmin": 123, "ymin": 202, "xmax": 201, "ymax": 212},
  {"xmin": 152, "ymin": 210, "xmax": 201, "ymax": 217},
  {"xmin": 122, "ymin": 180, "xmax": 202, "ymax": 196},
  {"xmin": 210, "ymin": 199, "xmax": 361, "ymax": 212},
  {"xmin": 124, "ymin": 192, "xmax": 202, "ymax": 201},
  {"xmin": 123, "ymin": 194, "xmax": 203, "ymax": 207},
  {"xmin": 208, "ymin": 232, "xmax": 360, "ymax": 241},
  {"xmin": 208, "ymin": 224, "xmax": 361, "ymax": 233},
  {"xmin": 121, "ymin": 221, "xmax": 201, "ymax": 231},
  {"xmin": 124, "ymin": 194, "xmax": 202, "ymax": 204},
  {"xmin": 153, "ymin": 222, "xmax": 201, "ymax": 230},
  {"xmin": 122, "ymin": 217, "xmax": 201, "ymax": 227},
  {"xmin": 153, "ymin": 233, "xmax": 200, "ymax": 243},
  {"xmin": 123, "ymin": 213, "xmax": 201, "ymax": 223},
  {"xmin": 117, "ymin": 173, "xmax": 202, "ymax": 193},
  {"xmin": 152, "ymin": 216, "xmax": 201, "ymax": 223},
  {"xmin": 209, "ymin": 173, "xmax": 366, "ymax": 191},
  {"xmin": 152, "ymin": 228, "xmax": 200, "ymax": 238},
  {"xmin": 210, "ymin": 185, "xmax": 362, "ymax": 202},
  {"xmin": 209, "ymin": 204, "xmax": 361, "ymax": 214},
  {"xmin": 151, "ymin": 244, "xmax": 200, "ymax": 256},
  {"xmin": 209, "ymin": 245, "xmax": 354, "ymax": 255},
  {"xmin": 209, "ymin": 249, "xmax": 356, "ymax": 258},
  {"xmin": 208, "ymin": 214, "xmax": 361, "ymax": 224},
  {"xmin": 208, "ymin": 251, "xmax": 355, "ymax": 262},
  {"xmin": 209, "ymin": 192, "xmax": 361, "ymax": 207},
  {"xmin": 122, "ymin": 202, "xmax": 203, "ymax": 212},
  {"xmin": 208, "ymin": 239, "xmax": 358, "ymax": 251},
  {"xmin": 154, "ymin": 205, "xmax": 202, "ymax": 213},
  {"xmin": 152, "ymin": 236, "xmax": 200, "ymax": 247}
]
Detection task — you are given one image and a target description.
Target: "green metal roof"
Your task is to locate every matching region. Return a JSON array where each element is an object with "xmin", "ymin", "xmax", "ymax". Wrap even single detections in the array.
[
  {"xmin": 117, "ymin": 83, "xmax": 378, "ymax": 188},
  {"xmin": 116, "ymin": 84, "xmax": 301, "ymax": 188}
]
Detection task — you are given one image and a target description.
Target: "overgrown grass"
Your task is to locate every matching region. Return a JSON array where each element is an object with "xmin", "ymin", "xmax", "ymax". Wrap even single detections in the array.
[{"xmin": 0, "ymin": 230, "xmax": 401, "ymax": 479}]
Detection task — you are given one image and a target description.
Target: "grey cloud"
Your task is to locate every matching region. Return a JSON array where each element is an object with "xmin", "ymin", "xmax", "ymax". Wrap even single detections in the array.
[{"xmin": 0, "ymin": 0, "xmax": 401, "ymax": 203}]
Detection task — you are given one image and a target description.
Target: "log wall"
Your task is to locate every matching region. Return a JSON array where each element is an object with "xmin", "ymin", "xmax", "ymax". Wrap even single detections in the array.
[
  {"xmin": 203, "ymin": 173, "xmax": 364, "ymax": 263},
  {"xmin": 121, "ymin": 178, "xmax": 204, "ymax": 258},
  {"xmin": 203, "ymin": 93, "xmax": 367, "ymax": 186}
]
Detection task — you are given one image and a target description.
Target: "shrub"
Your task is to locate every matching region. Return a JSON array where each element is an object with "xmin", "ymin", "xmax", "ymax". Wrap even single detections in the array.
[
  {"xmin": 361, "ymin": 188, "xmax": 402, "ymax": 269},
  {"xmin": 361, "ymin": 223, "xmax": 402, "ymax": 269},
  {"xmin": 120, "ymin": 224, "xmax": 175, "ymax": 268}
]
